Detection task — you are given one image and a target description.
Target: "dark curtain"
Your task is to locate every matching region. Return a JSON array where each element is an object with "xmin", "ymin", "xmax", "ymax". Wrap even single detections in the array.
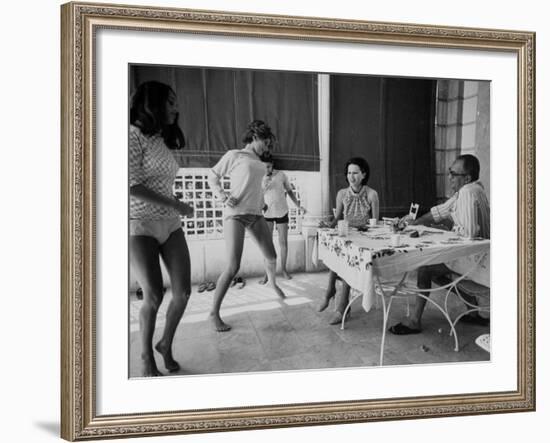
[
  {"xmin": 330, "ymin": 75, "xmax": 436, "ymax": 217},
  {"xmin": 130, "ymin": 65, "xmax": 319, "ymax": 171}
]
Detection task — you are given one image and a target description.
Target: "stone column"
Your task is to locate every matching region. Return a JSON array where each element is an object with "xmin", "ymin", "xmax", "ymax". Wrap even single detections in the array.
[{"xmin": 302, "ymin": 74, "xmax": 332, "ymax": 271}]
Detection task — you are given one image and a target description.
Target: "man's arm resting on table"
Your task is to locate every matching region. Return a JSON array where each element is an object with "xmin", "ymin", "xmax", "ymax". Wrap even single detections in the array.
[
  {"xmin": 408, "ymin": 210, "xmax": 453, "ymax": 231},
  {"xmin": 411, "ymin": 211, "xmax": 435, "ymax": 227}
]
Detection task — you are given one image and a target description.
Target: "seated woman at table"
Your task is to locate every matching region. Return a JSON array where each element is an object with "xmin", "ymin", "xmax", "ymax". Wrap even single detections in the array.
[{"xmin": 318, "ymin": 157, "xmax": 379, "ymax": 324}]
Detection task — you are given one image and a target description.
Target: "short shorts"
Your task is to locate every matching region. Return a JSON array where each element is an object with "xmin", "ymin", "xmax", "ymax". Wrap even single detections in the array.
[
  {"xmin": 130, "ymin": 217, "xmax": 181, "ymax": 245},
  {"xmin": 264, "ymin": 213, "xmax": 289, "ymax": 224},
  {"xmin": 225, "ymin": 214, "xmax": 263, "ymax": 229}
]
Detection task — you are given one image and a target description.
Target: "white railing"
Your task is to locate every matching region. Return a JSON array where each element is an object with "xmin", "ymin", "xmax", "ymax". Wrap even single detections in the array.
[{"xmin": 173, "ymin": 168, "xmax": 305, "ymax": 240}]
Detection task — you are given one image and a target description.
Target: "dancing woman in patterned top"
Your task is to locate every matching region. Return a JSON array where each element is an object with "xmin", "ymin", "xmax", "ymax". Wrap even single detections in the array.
[
  {"xmin": 129, "ymin": 81, "xmax": 194, "ymax": 377},
  {"xmin": 318, "ymin": 157, "xmax": 379, "ymax": 325}
]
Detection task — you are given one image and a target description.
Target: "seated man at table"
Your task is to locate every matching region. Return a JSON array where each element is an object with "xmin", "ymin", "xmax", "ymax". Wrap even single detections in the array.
[{"xmin": 389, "ymin": 154, "xmax": 490, "ymax": 335}]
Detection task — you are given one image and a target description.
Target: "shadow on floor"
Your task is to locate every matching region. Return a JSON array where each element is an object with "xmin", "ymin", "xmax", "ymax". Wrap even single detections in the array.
[
  {"xmin": 129, "ymin": 271, "xmax": 490, "ymax": 378},
  {"xmin": 33, "ymin": 421, "xmax": 59, "ymax": 437}
]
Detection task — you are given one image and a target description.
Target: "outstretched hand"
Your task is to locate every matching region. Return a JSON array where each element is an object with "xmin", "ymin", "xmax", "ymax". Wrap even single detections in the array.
[{"xmin": 399, "ymin": 214, "xmax": 414, "ymax": 226}]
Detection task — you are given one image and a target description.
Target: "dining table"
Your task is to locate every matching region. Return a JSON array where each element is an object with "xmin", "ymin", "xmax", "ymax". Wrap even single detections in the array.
[{"xmin": 316, "ymin": 223, "xmax": 490, "ymax": 365}]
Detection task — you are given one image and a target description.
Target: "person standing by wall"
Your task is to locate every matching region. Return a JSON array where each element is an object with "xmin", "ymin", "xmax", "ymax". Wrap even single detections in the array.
[{"xmin": 259, "ymin": 154, "xmax": 307, "ymax": 283}]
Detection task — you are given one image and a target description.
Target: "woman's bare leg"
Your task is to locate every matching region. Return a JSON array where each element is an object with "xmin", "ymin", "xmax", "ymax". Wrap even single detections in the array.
[
  {"xmin": 329, "ymin": 282, "xmax": 351, "ymax": 324},
  {"xmin": 155, "ymin": 229, "xmax": 191, "ymax": 372},
  {"xmin": 276, "ymin": 222, "xmax": 291, "ymax": 279},
  {"xmin": 210, "ymin": 219, "xmax": 245, "ymax": 331},
  {"xmin": 259, "ymin": 220, "xmax": 274, "ymax": 284},
  {"xmin": 129, "ymin": 236, "xmax": 164, "ymax": 377},
  {"xmin": 335, "ymin": 282, "xmax": 351, "ymax": 314},
  {"xmin": 248, "ymin": 218, "xmax": 286, "ymax": 299},
  {"xmin": 318, "ymin": 271, "xmax": 338, "ymax": 312}
]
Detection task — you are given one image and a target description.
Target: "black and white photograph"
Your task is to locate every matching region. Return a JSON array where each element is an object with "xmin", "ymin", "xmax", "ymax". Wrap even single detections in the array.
[
  {"xmin": 44, "ymin": 0, "xmax": 540, "ymax": 441},
  {"xmin": 128, "ymin": 64, "xmax": 491, "ymax": 378}
]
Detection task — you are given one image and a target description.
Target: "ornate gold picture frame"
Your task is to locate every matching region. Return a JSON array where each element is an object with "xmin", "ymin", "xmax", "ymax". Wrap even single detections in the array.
[{"xmin": 61, "ymin": 1, "xmax": 535, "ymax": 440}]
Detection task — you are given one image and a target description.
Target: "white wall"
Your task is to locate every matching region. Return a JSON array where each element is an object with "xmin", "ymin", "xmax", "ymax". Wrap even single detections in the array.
[
  {"xmin": 129, "ymin": 234, "xmax": 307, "ymax": 288},
  {"xmin": 1, "ymin": 1, "xmax": 546, "ymax": 443}
]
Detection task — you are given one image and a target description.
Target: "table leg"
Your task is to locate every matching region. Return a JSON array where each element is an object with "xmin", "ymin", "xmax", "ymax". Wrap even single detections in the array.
[
  {"xmin": 340, "ymin": 289, "xmax": 363, "ymax": 329},
  {"xmin": 411, "ymin": 292, "xmax": 459, "ymax": 351},
  {"xmin": 376, "ymin": 274, "xmax": 407, "ymax": 366},
  {"xmin": 375, "ymin": 274, "xmax": 461, "ymax": 364}
]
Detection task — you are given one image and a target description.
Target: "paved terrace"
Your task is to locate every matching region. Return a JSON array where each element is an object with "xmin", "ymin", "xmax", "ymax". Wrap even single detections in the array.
[{"xmin": 129, "ymin": 271, "xmax": 490, "ymax": 377}]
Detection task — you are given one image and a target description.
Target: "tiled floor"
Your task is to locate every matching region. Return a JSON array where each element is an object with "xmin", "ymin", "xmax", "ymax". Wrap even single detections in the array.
[{"xmin": 129, "ymin": 271, "xmax": 490, "ymax": 377}]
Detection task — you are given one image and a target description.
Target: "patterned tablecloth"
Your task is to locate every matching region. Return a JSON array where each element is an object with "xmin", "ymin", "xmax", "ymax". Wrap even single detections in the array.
[{"xmin": 316, "ymin": 224, "xmax": 490, "ymax": 312}]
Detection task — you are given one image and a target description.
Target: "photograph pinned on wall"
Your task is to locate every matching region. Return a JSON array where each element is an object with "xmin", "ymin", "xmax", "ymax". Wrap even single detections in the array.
[{"xmin": 128, "ymin": 63, "xmax": 491, "ymax": 378}]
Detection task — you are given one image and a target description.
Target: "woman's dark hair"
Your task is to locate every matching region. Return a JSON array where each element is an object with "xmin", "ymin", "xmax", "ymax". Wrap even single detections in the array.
[
  {"xmin": 130, "ymin": 81, "xmax": 185, "ymax": 149},
  {"xmin": 241, "ymin": 120, "xmax": 275, "ymax": 147},
  {"xmin": 344, "ymin": 157, "xmax": 370, "ymax": 185}
]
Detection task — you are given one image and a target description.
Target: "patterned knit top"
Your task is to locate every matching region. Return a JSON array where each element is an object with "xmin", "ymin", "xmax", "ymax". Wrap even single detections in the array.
[
  {"xmin": 337, "ymin": 186, "xmax": 379, "ymax": 228},
  {"xmin": 129, "ymin": 124, "xmax": 180, "ymax": 220}
]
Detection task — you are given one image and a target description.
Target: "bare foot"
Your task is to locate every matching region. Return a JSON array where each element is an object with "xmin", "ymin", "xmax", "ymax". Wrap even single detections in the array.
[
  {"xmin": 281, "ymin": 271, "xmax": 292, "ymax": 280},
  {"xmin": 141, "ymin": 355, "xmax": 162, "ymax": 377},
  {"xmin": 271, "ymin": 284, "xmax": 287, "ymax": 299},
  {"xmin": 210, "ymin": 314, "xmax": 232, "ymax": 332},
  {"xmin": 155, "ymin": 341, "xmax": 180, "ymax": 373},
  {"xmin": 258, "ymin": 275, "xmax": 268, "ymax": 285}
]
